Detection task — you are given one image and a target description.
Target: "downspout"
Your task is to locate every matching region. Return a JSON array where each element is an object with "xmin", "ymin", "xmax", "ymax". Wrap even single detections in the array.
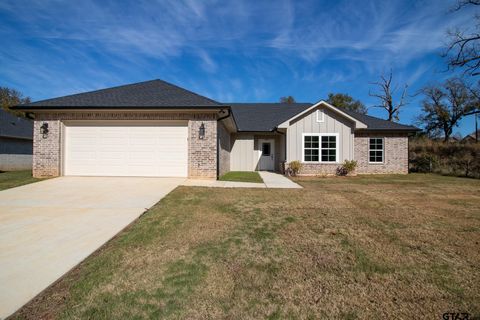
[
  {"xmin": 217, "ymin": 108, "xmax": 231, "ymax": 122},
  {"xmin": 216, "ymin": 108, "xmax": 232, "ymax": 179}
]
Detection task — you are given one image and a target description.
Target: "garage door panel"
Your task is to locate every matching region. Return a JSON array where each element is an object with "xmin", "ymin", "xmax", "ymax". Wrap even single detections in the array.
[{"xmin": 65, "ymin": 124, "xmax": 188, "ymax": 177}]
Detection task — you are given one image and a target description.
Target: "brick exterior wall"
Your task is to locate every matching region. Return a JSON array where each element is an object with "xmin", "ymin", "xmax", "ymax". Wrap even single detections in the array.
[
  {"xmin": 284, "ymin": 133, "xmax": 409, "ymax": 176},
  {"xmin": 354, "ymin": 133, "xmax": 409, "ymax": 174},
  {"xmin": 188, "ymin": 118, "xmax": 217, "ymax": 179},
  {"xmin": 33, "ymin": 119, "xmax": 61, "ymax": 177},
  {"xmin": 217, "ymin": 122, "xmax": 230, "ymax": 177},
  {"xmin": 33, "ymin": 112, "xmax": 218, "ymax": 178},
  {"xmin": 293, "ymin": 163, "xmax": 338, "ymax": 176}
]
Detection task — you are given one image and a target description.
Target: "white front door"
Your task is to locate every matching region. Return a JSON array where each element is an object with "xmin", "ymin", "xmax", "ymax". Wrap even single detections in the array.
[{"xmin": 258, "ymin": 139, "xmax": 275, "ymax": 171}]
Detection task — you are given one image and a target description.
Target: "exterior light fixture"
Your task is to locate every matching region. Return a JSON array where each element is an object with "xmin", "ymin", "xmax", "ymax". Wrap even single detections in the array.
[
  {"xmin": 40, "ymin": 122, "xmax": 49, "ymax": 139},
  {"xmin": 199, "ymin": 122, "xmax": 205, "ymax": 140}
]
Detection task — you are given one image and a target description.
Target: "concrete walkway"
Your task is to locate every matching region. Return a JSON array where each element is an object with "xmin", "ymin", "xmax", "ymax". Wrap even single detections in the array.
[
  {"xmin": 182, "ymin": 171, "xmax": 302, "ymax": 189},
  {"xmin": 0, "ymin": 177, "xmax": 183, "ymax": 319},
  {"xmin": 259, "ymin": 171, "xmax": 302, "ymax": 188}
]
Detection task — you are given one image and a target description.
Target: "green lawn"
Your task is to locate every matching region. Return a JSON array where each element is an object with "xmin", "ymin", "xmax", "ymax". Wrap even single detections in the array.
[
  {"xmin": 0, "ymin": 170, "xmax": 43, "ymax": 191},
  {"xmin": 13, "ymin": 174, "xmax": 480, "ymax": 319},
  {"xmin": 219, "ymin": 171, "xmax": 263, "ymax": 183}
]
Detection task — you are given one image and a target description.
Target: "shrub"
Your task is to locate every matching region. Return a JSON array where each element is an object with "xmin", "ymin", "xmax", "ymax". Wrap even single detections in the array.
[
  {"xmin": 287, "ymin": 160, "xmax": 302, "ymax": 176},
  {"xmin": 337, "ymin": 160, "xmax": 357, "ymax": 176}
]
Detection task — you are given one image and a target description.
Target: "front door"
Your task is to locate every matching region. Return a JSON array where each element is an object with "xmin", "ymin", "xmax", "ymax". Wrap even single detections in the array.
[{"xmin": 258, "ymin": 139, "xmax": 275, "ymax": 171}]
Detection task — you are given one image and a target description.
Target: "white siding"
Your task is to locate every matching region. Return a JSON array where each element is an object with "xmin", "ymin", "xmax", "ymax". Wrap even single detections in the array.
[
  {"xmin": 230, "ymin": 133, "xmax": 256, "ymax": 171},
  {"xmin": 286, "ymin": 107, "xmax": 355, "ymax": 163}
]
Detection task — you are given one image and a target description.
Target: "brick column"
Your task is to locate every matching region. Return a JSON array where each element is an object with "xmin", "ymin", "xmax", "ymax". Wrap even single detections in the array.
[
  {"xmin": 33, "ymin": 119, "xmax": 61, "ymax": 177},
  {"xmin": 188, "ymin": 118, "xmax": 217, "ymax": 179}
]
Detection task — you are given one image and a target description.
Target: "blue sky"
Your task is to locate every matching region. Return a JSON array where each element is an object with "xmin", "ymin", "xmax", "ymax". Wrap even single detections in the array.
[{"xmin": 0, "ymin": 0, "xmax": 477, "ymax": 135}]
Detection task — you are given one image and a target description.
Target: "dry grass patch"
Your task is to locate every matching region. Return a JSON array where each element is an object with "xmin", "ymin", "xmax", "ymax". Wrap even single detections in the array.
[
  {"xmin": 0, "ymin": 170, "xmax": 45, "ymax": 191},
  {"xmin": 12, "ymin": 174, "xmax": 480, "ymax": 319}
]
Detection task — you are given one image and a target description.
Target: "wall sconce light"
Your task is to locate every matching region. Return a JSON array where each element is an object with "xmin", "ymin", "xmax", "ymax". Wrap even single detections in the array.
[
  {"xmin": 40, "ymin": 122, "xmax": 49, "ymax": 139},
  {"xmin": 199, "ymin": 123, "xmax": 205, "ymax": 140}
]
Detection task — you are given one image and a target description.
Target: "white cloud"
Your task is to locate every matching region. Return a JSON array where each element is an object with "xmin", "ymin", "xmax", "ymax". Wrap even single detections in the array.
[{"xmin": 0, "ymin": 0, "xmax": 476, "ymax": 103}]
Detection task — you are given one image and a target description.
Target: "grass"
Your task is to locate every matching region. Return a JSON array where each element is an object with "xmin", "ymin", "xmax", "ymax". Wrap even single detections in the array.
[
  {"xmin": 12, "ymin": 173, "xmax": 480, "ymax": 319},
  {"xmin": 0, "ymin": 170, "xmax": 43, "ymax": 191},
  {"xmin": 219, "ymin": 171, "xmax": 263, "ymax": 183}
]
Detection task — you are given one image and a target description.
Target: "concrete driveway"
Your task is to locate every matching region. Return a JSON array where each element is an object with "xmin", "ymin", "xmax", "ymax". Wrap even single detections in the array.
[{"xmin": 0, "ymin": 176, "xmax": 183, "ymax": 319}]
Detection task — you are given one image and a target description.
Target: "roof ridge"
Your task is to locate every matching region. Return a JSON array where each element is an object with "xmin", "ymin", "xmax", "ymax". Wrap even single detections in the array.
[
  {"xmin": 18, "ymin": 79, "xmax": 225, "ymax": 107},
  {"xmin": 228, "ymin": 102, "xmax": 313, "ymax": 105},
  {"xmin": 154, "ymin": 79, "xmax": 223, "ymax": 105},
  {"xmin": 18, "ymin": 79, "xmax": 164, "ymax": 107}
]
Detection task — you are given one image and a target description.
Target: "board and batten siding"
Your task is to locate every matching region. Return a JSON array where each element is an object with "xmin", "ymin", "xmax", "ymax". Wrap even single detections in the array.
[
  {"xmin": 286, "ymin": 107, "xmax": 355, "ymax": 163},
  {"xmin": 230, "ymin": 133, "xmax": 256, "ymax": 171}
]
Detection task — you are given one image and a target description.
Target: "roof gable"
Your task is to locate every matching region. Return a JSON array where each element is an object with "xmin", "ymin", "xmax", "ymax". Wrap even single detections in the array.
[
  {"xmin": 277, "ymin": 101, "xmax": 368, "ymax": 129},
  {"xmin": 16, "ymin": 79, "xmax": 225, "ymax": 109}
]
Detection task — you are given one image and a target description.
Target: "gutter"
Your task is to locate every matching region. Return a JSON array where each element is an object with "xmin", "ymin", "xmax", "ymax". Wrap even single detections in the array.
[{"xmin": 11, "ymin": 105, "xmax": 230, "ymax": 111}]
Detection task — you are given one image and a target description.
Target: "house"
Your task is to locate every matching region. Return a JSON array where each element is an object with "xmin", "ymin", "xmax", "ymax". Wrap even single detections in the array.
[
  {"xmin": 0, "ymin": 110, "xmax": 33, "ymax": 171},
  {"xmin": 13, "ymin": 79, "xmax": 418, "ymax": 179},
  {"xmin": 462, "ymin": 130, "xmax": 479, "ymax": 143}
]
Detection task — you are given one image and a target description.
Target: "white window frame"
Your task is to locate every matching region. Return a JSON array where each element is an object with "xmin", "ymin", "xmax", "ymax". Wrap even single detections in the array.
[
  {"xmin": 368, "ymin": 137, "xmax": 384, "ymax": 164},
  {"xmin": 302, "ymin": 133, "xmax": 339, "ymax": 163},
  {"xmin": 316, "ymin": 109, "xmax": 325, "ymax": 123}
]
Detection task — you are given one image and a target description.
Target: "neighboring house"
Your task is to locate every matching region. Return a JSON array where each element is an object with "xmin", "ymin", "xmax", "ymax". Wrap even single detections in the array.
[
  {"xmin": 0, "ymin": 109, "xmax": 33, "ymax": 171},
  {"xmin": 13, "ymin": 79, "xmax": 418, "ymax": 179},
  {"xmin": 462, "ymin": 130, "xmax": 479, "ymax": 143}
]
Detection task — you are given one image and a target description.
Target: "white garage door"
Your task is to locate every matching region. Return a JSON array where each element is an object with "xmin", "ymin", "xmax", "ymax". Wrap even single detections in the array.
[{"xmin": 64, "ymin": 123, "xmax": 188, "ymax": 177}]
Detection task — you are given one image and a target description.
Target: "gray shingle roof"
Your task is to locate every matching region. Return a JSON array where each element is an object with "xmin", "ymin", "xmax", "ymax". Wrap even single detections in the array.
[
  {"xmin": 340, "ymin": 108, "xmax": 419, "ymax": 132},
  {"xmin": 0, "ymin": 110, "xmax": 33, "ymax": 139},
  {"xmin": 14, "ymin": 78, "xmax": 418, "ymax": 132},
  {"xmin": 15, "ymin": 79, "xmax": 225, "ymax": 109},
  {"xmin": 229, "ymin": 102, "xmax": 419, "ymax": 132},
  {"xmin": 230, "ymin": 103, "xmax": 312, "ymax": 131}
]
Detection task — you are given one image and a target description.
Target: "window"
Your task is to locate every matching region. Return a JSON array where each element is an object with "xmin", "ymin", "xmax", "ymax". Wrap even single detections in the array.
[
  {"xmin": 316, "ymin": 109, "xmax": 324, "ymax": 122},
  {"xmin": 369, "ymin": 138, "xmax": 384, "ymax": 163},
  {"xmin": 262, "ymin": 142, "xmax": 271, "ymax": 156},
  {"xmin": 303, "ymin": 136, "xmax": 319, "ymax": 161},
  {"xmin": 303, "ymin": 134, "xmax": 338, "ymax": 163},
  {"xmin": 321, "ymin": 136, "xmax": 337, "ymax": 162}
]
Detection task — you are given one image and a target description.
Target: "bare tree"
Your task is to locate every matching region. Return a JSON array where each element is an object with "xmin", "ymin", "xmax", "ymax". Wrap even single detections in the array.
[
  {"xmin": 418, "ymin": 78, "xmax": 476, "ymax": 141},
  {"xmin": 369, "ymin": 71, "xmax": 408, "ymax": 121},
  {"xmin": 444, "ymin": 0, "xmax": 480, "ymax": 76}
]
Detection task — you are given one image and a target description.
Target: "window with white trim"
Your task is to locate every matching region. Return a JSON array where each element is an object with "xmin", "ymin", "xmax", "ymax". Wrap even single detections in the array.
[
  {"xmin": 304, "ymin": 136, "xmax": 319, "ymax": 162},
  {"xmin": 303, "ymin": 134, "xmax": 338, "ymax": 162},
  {"xmin": 321, "ymin": 136, "xmax": 337, "ymax": 162},
  {"xmin": 369, "ymin": 138, "xmax": 384, "ymax": 163}
]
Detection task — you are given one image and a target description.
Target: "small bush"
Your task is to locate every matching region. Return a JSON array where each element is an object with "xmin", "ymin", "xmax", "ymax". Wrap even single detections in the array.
[
  {"xmin": 337, "ymin": 160, "xmax": 357, "ymax": 176},
  {"xmin": 287, "ymin": 160, "xmax": 302, "ymax": 176}
]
